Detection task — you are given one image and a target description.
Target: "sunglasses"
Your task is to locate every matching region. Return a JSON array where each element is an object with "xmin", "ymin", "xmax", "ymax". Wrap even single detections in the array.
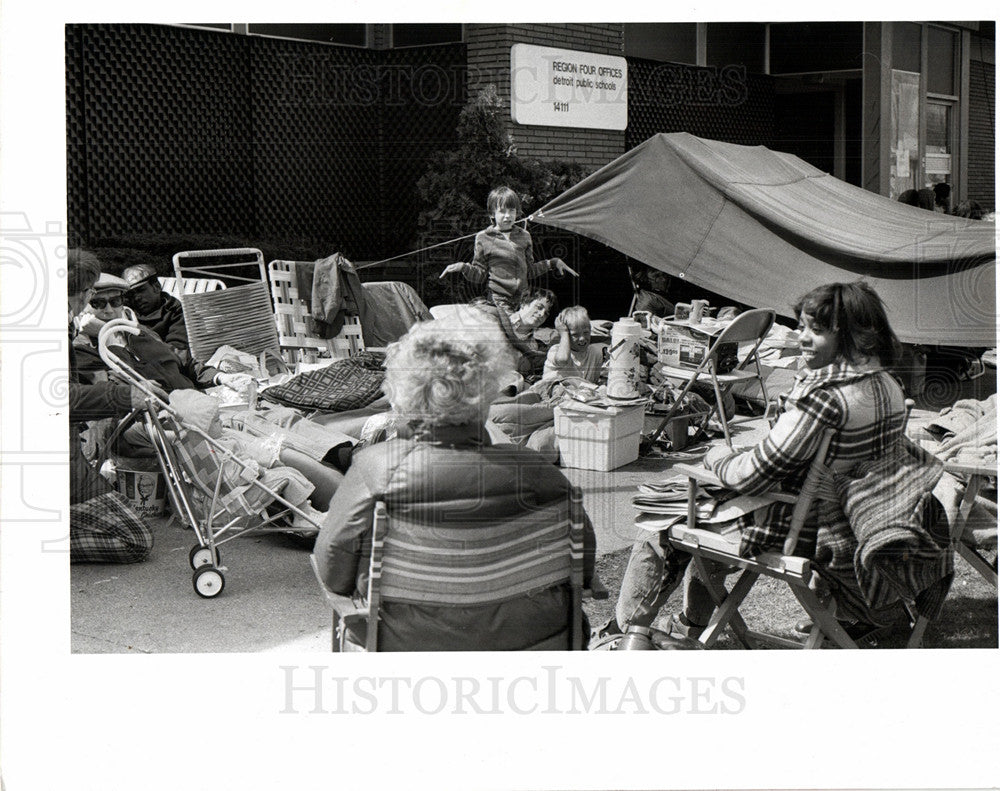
[{"xmin": 90, "ymin": 295, "xmax": 124, "ymax": 309}]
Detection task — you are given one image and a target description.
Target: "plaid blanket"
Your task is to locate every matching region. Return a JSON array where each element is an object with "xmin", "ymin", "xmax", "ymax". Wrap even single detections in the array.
[
  {"xmin": 834, "ymin": 440, "xmax": 952, "ymax": 620},
  {"xmin": 71, "ymin": 490, "xmax": 153, "ymax": 564},
  {"xmin": 261, "ymin": 352, "xmax": 385, "ymax": 412}
]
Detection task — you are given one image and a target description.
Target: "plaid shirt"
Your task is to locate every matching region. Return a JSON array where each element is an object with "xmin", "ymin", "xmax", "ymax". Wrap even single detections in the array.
[{"xmin": 709, "ymin": 360, "xmax": 951, "ymax": 619}]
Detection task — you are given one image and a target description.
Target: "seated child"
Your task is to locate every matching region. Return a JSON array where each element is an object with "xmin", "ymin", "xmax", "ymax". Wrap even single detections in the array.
[{"xmin": 543, "ymin": 306, "xmax": 605, "ymax": 383}]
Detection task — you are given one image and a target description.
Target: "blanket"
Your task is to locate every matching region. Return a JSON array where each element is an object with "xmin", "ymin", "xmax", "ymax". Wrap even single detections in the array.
[
  {"xmin": 261, "ymin": 352, "xmax": 385, "ymax": 412},
  {"xmin": 360, "ymin": 281, "xmax": 433, "ymax": 347},
  {"xmin": 833, "ymin": 439, "xmax": 953, "ymax": 621}
]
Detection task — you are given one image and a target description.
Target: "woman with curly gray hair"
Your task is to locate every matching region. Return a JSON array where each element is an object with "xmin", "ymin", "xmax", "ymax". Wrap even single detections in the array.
[{"xmin": 313, "ymin": 316, "xmax": 597, "ymax": 650}]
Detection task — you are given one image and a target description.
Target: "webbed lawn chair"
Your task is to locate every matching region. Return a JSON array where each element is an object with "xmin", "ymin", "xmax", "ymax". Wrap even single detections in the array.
[
  {"xmin": 268, "ymin": 259, "xmax": 367, "ymax": 365},
  {"xmin": 310, "ymin": 486, "xmax": 604, "ymax": 651}
]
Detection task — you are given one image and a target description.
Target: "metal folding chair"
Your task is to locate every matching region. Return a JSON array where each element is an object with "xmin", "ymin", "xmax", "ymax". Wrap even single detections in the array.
[
  {"xmin": 942, "ymin": 460, "xmax": 998, "ymax": 586},
  {"xmin": 648, "ymin": 309, "xmax": 776, "ymax": 448}
]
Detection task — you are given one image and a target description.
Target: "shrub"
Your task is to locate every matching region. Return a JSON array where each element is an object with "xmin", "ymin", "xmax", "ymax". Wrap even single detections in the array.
[{"xmin": 414, "ymin": 85, "xmax": 589, "ymax": 304}]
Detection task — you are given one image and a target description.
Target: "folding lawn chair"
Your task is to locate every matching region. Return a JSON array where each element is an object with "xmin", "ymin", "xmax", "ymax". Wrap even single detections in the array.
[
  {"xmin": 267, "ymin": 259, "xmax": 366, "ymax": 364},
  {"xmin": 647, "ymin": 309, "xmax": 776, "ymax": 448},
  {"xmin": 172, "ymin": 248, "xmax": 283, "ymax": 364},
  {"xmin": 309, "ymin": 486, "xmax": 599, "ymax": 651},
  {"xmin": 664, "ymin": 405, "xmax": 945, "ymax": 649},
  {"xmin": 98, "ymin": 320, "xmax": 321, "ymax": 598},
  {"xmin": 158, "ymin": 276, "xmax": 227, "ymax": 300},
  {"xmin": 942, "ymin": 460, "xmax": 998, "ymax": 586}
]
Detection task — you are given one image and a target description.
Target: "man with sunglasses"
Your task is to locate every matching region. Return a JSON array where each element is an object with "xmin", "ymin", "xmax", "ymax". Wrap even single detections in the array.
[
  {"xmin": 75, "ymin": 272, "xmax": 252, "ymax": 394},
  {"xmin": 122, "ymin": 263, "xmax": 191, "ymax": 364}
]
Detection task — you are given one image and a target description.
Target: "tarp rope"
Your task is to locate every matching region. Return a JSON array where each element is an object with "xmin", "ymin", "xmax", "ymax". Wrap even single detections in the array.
[{"xmin": 357, "ymin": 219, "xmax": 531, "ymax": 270}]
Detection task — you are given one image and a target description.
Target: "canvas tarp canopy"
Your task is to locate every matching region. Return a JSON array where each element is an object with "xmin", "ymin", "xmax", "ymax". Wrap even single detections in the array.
[{"xmin": 530, "ymin": 132, "xmax": 996, "ymax": 346}]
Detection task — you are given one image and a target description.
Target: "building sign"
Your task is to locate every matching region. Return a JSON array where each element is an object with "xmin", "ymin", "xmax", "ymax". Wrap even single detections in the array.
[{"xmin": 510, "ymin": 43, "xmax": 628, "ymax": 130}]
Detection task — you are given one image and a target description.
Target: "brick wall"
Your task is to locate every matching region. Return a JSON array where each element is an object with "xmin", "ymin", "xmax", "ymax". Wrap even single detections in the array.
[
  {"xmin": 466, "ymin": 23, "xmax": 625, "ymax": 172},
  {"xmin": 968, "ymin": 58, "xmax": 995, "ymax": 211}
]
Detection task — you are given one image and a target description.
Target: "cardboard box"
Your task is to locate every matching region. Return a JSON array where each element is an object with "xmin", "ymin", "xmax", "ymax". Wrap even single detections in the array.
[
  {"xmin": 658, "ymin": 322, "xmax": 738, "ymax": 371},
  {"xmin": 554, "ymin": 404, "xmax": 645, "ymax": 471},
  {"xmin": 658, "ymin": 323, "xmax": 714, "ymax": 368}
]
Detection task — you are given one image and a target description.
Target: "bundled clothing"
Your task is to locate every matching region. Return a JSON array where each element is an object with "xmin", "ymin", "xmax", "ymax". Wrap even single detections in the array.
[
  {"xmin": 74, "ymin": 321, "xmax": 216, "ymax": 392},
  {"xmin": 294, "ymin": 253, "xmax": 367, "ymax": 339},
  {"xmin": 135, "ymin": 291, "xmax": 190, "ymax": 364},
  {"xmin": 68, "ymin": 330, "xmax": 153, "ymax": 563},
  {"xmin": 261, "ymin": 352, "xmax": 385, "ymax": 412},
  {"xmin": 314, "ymin": 422, "xmax": 597, "ymax": 650}
]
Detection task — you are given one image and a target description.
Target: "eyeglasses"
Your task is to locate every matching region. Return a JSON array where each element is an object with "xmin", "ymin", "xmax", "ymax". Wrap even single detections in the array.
[{"xmin": 90, "ymin": 295, "xmax": 124, "ymax": 309}]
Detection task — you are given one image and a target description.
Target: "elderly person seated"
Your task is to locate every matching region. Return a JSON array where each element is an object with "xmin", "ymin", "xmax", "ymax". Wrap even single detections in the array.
[
  {"xmin": 67, "ymin": 249, "xmax": 163, "ymax": 563},
  {"xmin": 122, "ymin": 263, "xmax": 191, "ymax": 364},
  {"xmin": 74, "ymin": 271, "xmax": 251, "ymax": 395},
  {"xmin": 313, "ymin": 315, "xmax": 598, "ymax": 650}
]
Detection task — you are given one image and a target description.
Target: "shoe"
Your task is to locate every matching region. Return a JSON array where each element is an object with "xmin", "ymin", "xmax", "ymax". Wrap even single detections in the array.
[
  {"xmin": 668, "ymin": 612, "xmax": 706, "ymax": 640},
  {"xmin": 650, "ymin": 629, "xmax": 705, "ymax": 650},
  {"xmin": 588, "ymin": 619, "xmax": 624, "ymax": 651},
  {"xmin": 793, "ymin": 618, "xmax": 881, "ymax": 642}
]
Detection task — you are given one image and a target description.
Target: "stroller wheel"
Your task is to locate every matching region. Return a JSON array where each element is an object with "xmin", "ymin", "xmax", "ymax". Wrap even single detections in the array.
[
  {"xmin": 189, "ymin": 545, "xmax": 221, "ymax": 570},
  {"xmin": 193, "ymin": 566, "xmax": 225, "ymax": 598}
]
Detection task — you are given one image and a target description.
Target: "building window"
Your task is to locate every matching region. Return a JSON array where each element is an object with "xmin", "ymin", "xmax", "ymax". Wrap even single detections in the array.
[
  {"xmin": 768, "ymin": 22, "xmax": 863, "ymax": 74},
  {"xmin": 706, "ymin": 23, "xmax": 766, "ymax": 73},
  {"xmin": 390, "ymin": 24, "xmax": 463, "ymax": 48},
  {"xmin": 925, "ymin": 99, "xmax": 955, "ymax": 200},
  {"xmin": 887, "ymin": 22, "xmax": 962, "ymax": 201},
  {"xmin": 890, "ymin": 69, "xmax": 921, "ymax": 198},
  {"xmin": 246, "ymin": 24, "xmax": 368, "ymax": 47},
  {"xmin": 624, "ymin": 23, "xmax": 697, "ymax": 64},
  {"xmin": 927, "ymin": 25, "xmax": 958, "ymax": 96}
]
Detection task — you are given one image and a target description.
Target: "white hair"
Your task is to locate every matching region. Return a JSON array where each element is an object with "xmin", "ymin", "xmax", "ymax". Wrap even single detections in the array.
[{"xmin": 383, "ymin": 316, "xmax": 515, "ymax": 426}]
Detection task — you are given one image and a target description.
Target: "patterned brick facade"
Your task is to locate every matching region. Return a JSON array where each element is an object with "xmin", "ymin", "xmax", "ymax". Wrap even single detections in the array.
[{"xmin": 466, "ymin": 24, "xmax": 625, "ymax": 172}]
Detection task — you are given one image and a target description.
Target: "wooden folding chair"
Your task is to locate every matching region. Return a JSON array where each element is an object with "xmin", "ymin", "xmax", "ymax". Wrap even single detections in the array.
[
  {"xmin": 648, "ymin": 309, "xmax": 776, "ymax": 448},
  {"xmin": 310, "ymin": 487, "xmax": 592, "ymax": 652},
  {"xmin": 942, "ymin": 460, "xmax": 998, "ymax": 586},
  {"xmin": 665, "ymin": 397, "xmax": 946, "ymax": 649},
  {"xmin": 664, "ymin": 429, "xmax": 863, "ymax": 649}
]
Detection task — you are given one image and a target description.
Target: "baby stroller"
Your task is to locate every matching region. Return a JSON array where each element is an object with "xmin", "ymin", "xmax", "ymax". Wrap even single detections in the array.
[{"xmin": 98, "ymin": 320, "xmax": 323, "ymax": 598}]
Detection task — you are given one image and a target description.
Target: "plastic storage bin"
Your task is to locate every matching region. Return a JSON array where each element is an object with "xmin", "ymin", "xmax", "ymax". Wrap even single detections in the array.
[{"xmin": 554, "ymin": 404, "xmax": 645, "ymax": 471}]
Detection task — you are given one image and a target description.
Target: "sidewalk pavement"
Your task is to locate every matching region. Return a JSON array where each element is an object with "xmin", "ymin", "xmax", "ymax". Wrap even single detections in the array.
[{"xmin": 71, "ymin": 412, "xmax": 942, "ymax": 654}]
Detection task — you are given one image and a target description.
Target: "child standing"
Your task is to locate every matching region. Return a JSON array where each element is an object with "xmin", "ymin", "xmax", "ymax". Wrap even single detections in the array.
[
  {"xmin": 543, "ymin": 306, "xmax": 605, "ymax": 383},
  {"xmin": 441, "ymin": 186, "xmax": 575, "ymax": 313}
]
